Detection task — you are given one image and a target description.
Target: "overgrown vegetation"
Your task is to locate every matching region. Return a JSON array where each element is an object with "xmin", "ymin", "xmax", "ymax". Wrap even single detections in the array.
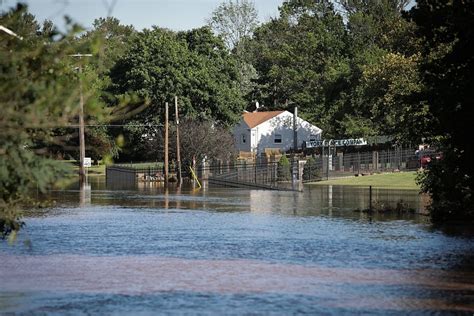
[
  {"xmin": 410, "ymin": 1, "xmax": 474, "ymax": 223},
  {"xmin": 0, "ymin": 5, "xmax": 94, "ymax": 239},
  {"xmin": 355, "ymin": 199, "xmax": 416, "ymax": 215}
]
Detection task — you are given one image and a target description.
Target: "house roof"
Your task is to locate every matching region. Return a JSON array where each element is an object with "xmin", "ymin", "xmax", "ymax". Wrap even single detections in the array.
[{"xmin": 243, "ymin": 111, "xmax": 285, "ymax": 128}]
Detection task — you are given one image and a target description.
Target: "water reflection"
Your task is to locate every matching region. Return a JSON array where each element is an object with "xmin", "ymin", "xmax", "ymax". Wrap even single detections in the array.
[
  {"xmin": 65, "ymin": 177, "xmax": 428, "ymax": 218},
  {"xmin": 79, "ymin": 181, "xmax": 91, "ymax": 208},
  {"xmin": 1, "ymin": 177, "xmax": 473, "ymax": 314}
]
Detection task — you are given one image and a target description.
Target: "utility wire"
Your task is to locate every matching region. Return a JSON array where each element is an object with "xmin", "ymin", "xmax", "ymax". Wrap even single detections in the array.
[
  {"xmin": 71, "ymin": 124, "xmax": 164, "ymax": 127},
  {"xmin": 0, "ymin": 124, "xmax": 164, "ymax": 129}
]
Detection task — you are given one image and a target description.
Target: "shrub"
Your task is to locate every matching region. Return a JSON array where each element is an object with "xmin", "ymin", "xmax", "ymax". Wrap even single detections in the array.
[
  {"xmin": 303, "ymin": 157, "xmax": 319, "ymax": 181},
  {"xmin": 277, "ymin": 155, "xmax": 291, "ymax": 181}
]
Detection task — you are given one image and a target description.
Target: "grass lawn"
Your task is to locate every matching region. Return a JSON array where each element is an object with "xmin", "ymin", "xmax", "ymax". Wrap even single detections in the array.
[
  {"xmin": 85, "ymin": 164, "xmax": 106, "ymax": 176},
  {"xmin": 66, "ymin": 161, "xmax": 164, "ymax": 176},
  {"xmin": 64, "ymin": 161, "xmax": 106, "ymax": 176},
  {"xmin": 310, "ymin": 172, "xmax": 420, "ymax": 190}
]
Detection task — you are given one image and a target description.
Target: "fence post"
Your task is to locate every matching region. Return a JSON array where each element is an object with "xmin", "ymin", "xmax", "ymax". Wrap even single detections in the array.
[
  {"xmin": 274, "ymin": 161, "xmax": 277, "ymax": 183},
  {"xmin": 398, "ymin": 146, "xmax": 401, "ymax": 170},
  {"xmin": 338, "ymin": 152, "xmax": 344, "ymax": 172},
  {"xmin": 309, "ymin": 161, "xmax": 311, "ymax": 182},
  {"xmin": 372, "ymin": 151, "xmax": 376, "ymax": 172},
  {"xmin": 369, "ymin": 185, "xmax": 373, "ymax": 214},
  {"xmin": 357, "ymin": 152, "xmax": 361, "ymax": 175},
  {"xmin": 326, "ymin": 145, "xmax": 330, "ymax": 180},
  {"xmin": 254, "ymin": 162, "xmax": 257, "ymax": 183}
]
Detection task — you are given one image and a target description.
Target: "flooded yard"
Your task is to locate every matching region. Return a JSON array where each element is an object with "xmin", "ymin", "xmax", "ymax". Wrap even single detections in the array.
[{"xmin": 1, "ymin": 179, "xmax": 473, "ymax": 314}]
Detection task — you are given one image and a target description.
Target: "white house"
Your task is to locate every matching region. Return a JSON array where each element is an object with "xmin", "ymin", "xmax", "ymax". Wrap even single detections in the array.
[{"xmin": 233, "ymin": 110, "xmax": 322, "ymax": 154}]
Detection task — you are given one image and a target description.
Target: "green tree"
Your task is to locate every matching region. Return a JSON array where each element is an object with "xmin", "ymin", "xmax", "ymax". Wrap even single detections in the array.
[
  {"xmin": 109, "ymin": 26, "xmax": 245, "ymax": 161},
  {"xmin": 0, "ymin": 5, "xmax": 106, "ymax": 238},
  {"xmin": 357, "ymin": 52, "xmax": 429, "ymax": 140},
  {"xmin": 277, "ymin": 155, "xmax": 291, "ymax": 182},
  {"xmin": 250, "ymin": 0, "xmax": 349, "ymax": 135},
  {"xmin": 410, "ymin": 0, "xmax": 474, "ymax": 222},
  {"xmin": 338, "ymin": 0, "xmax": 415, "ymax": 55},
  {"xmin": 49, "ymin": 17, "xmax": 138, "ymax": 163},
  {"xmin": 110, "ymin": 26, "xmax": 244, "ymax": 124},
  {"xmin": 335, "ymin": 0, "xmax": 423, "ymax": 139},
  {"xmin": 83, "ymin": 17, "xmax": 136, "ymax": 74},
  {"xmin": 208, "ymin": 0, "xmax": 259, "ymax": 99}
]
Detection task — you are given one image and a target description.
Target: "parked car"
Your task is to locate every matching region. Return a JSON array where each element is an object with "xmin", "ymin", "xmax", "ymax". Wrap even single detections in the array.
[
  {"xmin": 420, "ymin": 155, "xmax": 432, "ymax": 168},
  {"xmin": 420, "ymin": 152, "xmax": 442, "ymax": 168}
]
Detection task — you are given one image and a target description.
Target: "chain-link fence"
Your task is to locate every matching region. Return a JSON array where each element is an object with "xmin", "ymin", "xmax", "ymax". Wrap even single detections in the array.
[
  {"xmin": 198, "ymin": 160, "xmax": 283, "ymax": 190},
  {"xmin": 106, "ymin": 148, "xmax": 419, "ymax": 187},
  {"xmin": 303, "ymin": 148, "xmax": 418, "ymax": 182}
]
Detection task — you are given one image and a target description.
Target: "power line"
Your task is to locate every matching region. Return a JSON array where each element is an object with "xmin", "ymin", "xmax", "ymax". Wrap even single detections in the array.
[
  {"xmin": 72, "ymin": 124, "xmax": 164, "ymax": 127},
  {"xmin": 0, "ymin": 124, "xmax": 164, "ymax": 129}
]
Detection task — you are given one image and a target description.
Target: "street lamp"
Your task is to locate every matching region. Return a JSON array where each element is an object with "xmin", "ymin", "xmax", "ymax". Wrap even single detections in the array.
[{"xmin": 69, "ymin": 54, "xmax": 92, "ymax": 182}]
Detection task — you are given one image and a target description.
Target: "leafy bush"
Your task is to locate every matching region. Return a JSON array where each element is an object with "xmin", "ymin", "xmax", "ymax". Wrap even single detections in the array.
[
  {"xmin": 277, "ymin": 155, "xmax": 291, "ymax": 181},
  {"xmin": 303, "ymin": 157, "xmax": 319, "ymax": 181},
  {"xmin": 417, "ymin": 152, "xmax": 474, "ymax": 223}
]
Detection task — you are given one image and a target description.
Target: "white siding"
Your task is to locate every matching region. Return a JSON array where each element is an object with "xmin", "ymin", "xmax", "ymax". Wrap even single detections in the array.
[
  {"xmin": 254, "ymin": 112, "xmax": 322, "ymax": 154},
  {"xmin": 233, "ymin": 120, "xmax": 252, "ymax": 152},
  {"xmin": 233, "ymin": 111, "xmax": 322, "ymax": 154}
]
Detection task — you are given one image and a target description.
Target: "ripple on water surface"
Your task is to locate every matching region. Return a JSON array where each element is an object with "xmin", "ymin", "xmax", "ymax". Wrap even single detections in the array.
[
  {"xmin": 1, "ymin": 185, "xmax": 473, "ymax": 314},
  {"xmin": 1, "ymin": 255, "xmax": 474, "ymax": 314},
  {"xmin": 4, "ymin": 206, "xmax": 472, "ymax": 271}
]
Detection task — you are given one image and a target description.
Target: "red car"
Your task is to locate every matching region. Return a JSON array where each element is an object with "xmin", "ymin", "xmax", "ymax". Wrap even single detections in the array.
[{"xmin": 420, "ymin": 153, "xmax": 442, "ymax": 168}]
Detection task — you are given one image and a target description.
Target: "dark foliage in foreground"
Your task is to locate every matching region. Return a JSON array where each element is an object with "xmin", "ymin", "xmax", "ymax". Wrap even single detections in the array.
[{"xmin": 411, "ymin": 0, "xmax": 474, "ymax": 223}]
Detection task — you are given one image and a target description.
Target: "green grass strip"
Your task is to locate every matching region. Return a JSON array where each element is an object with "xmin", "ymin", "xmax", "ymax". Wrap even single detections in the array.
[{"xmin": 309, "ymin": 172, "xmax": 420, "ymax": 190}]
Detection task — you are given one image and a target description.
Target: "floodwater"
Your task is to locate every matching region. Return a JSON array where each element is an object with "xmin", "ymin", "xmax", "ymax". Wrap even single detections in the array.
[{"xmin": 1, "ymin": 178, "xmax": 473, "ymax": 315}]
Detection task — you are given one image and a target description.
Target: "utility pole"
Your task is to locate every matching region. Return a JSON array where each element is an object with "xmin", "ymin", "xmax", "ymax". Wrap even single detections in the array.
[
  {"xmin": 293, "ymin": 107, "xmax": 298, "ymax": 152},
  {"xmin": 69, "ymin": 54, "xmax": 92, "ymax": 183},
  {"xmin": 292, "ymin": 107, "xmax": 298, "ymax": 190},
  {"xmin": 327, "ymin": 141, "xmax": 331, "ymax": 180},
  {"xmin": 164, "ymin": 102, "xmax": 169, "ymax": 185},
  {"xmin": 78, "ymin": 66, "xmax": 86, "ymax": 182},
  {"xmin": 175, "ymin": 96, "xmax": 182, "ymax": 185}
]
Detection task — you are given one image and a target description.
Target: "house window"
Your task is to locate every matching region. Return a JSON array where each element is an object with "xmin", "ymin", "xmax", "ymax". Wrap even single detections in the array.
[
  {"xmin": 241, "ymin": 134, "xmax": 247, "ymax": 144},
  {"xmin": 274, "ymin": 134, "xmax": 282, "ymax": 144},
  {"xmin": 310, "ymin": 134, "xmax": 318, "ymax": 142}
]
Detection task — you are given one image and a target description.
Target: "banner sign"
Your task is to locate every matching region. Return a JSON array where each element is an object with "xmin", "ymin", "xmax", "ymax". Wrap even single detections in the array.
[{"xmin": 305, "ymin": 138, "xmax": 367, "ymax": 148}]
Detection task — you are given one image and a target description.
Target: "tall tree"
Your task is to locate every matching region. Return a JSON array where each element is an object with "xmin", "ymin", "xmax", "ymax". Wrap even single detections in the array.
[
  {"xmin": 208, "ymin": 0, "xmax": 259, "ymax": 51},
  {"xmin": 50, "ymin": 17, "xmax": 138, "ymax": 163},
  {"xmin": 250, "ymin": 0, "xmax": 349, "ymax": 136},
  {"xmin": 334, "ymin": 0, "xmax": 422, "ymax": 139},
  {"xmin": 208, "ymin": 0, "xmax": 260, "ymax": 100},
  {"xmin": 109, "ymin": 26, "xmax": 245, "ymax": 161},
  {"xmin": 410, "ymin": 0, "xmax": 474, "ymax": 222},
  {"xmin": 0, "ymin": 5, "xmax": 107, "ymax": 238},
  {"xmin": 176, "ymin": 119, "xmax": 237, "ymax": 165},
  {"xmin": 82, "ymin": 17, "xmax": 136, "ymax": 74},
  {"xmin": 355, "ymin": 52, "xmax": 428, "ymax": 139}
]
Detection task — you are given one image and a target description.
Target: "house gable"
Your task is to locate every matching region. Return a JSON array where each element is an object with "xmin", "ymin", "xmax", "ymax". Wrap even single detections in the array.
[
  {"xmin": 234, "ymin": 110, "xmax": 323, "ymax": 155},
  {"xmin": 243, "ymin": 111, "xmax": 285, "ymax": 129}
]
